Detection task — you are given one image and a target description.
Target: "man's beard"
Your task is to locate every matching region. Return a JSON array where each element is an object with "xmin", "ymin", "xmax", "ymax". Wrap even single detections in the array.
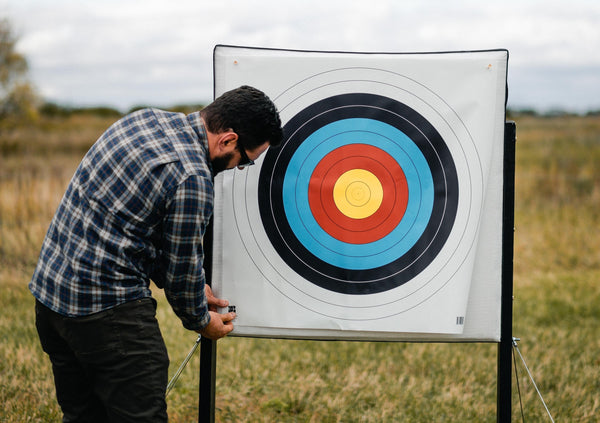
[{"xmin": 211, "ymin": 152, "xmax": 234, "ymax": 175}]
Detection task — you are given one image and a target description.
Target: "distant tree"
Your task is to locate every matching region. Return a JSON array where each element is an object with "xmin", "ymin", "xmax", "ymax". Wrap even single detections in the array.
[{"xmin": 0, "ymin": 18, "xmax": 38, "ymax": 121}]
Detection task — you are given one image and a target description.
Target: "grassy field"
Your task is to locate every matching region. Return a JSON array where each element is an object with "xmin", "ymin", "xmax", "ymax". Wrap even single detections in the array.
[{"xmin": 1, "ymin": 113, "xmax": 599, "ymax": 421}]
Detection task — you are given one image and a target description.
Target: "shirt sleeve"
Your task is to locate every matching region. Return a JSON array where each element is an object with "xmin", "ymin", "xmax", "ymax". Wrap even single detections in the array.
[{"xmin": 157, "ymin": 174, "xmax": 213, "ymax": 331}]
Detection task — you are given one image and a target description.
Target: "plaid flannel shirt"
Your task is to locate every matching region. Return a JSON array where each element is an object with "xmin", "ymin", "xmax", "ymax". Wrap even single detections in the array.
[{"xmin": 30, "ymin": 108, "xmax": 213, "ymax": 331}]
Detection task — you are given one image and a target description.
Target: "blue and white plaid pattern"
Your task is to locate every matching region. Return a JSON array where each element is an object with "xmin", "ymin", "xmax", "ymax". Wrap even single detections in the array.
[{"xmin": 30, "ymin": 108, "xmax": 213, "ymax": 331}]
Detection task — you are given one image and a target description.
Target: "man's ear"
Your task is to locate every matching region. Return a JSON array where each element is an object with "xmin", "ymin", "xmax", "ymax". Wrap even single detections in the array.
[{"xmin": 218, "ymin": 130, "xmax": 239, "ymax": 153}]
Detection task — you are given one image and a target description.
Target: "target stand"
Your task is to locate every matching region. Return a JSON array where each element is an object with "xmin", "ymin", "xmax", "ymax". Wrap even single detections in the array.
[{"xmin": 198, "ymin": 46, "xmax": 513, "ymax": 422}]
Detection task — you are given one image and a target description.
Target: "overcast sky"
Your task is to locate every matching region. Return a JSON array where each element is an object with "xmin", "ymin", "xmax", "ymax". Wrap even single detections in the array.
[{"xmin": 2, "ymin": 0, "xmax": 599, "ymax": 113}]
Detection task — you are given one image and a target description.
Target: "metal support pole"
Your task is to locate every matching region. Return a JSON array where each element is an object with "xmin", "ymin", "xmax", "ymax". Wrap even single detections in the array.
[
  {"xmin": 199, "ymin": 217, "xmax": 217, "ymax": 423},
  {"xmin": 199, "ymin": 337, "xmax": 217, "ymax": 423},
  {"xmin": 497, "ymin": 120, "xmax": 516, "ymax": 422},
  {"xmin": 166, "ymin": 335, "xmax": 202, "ymax": 397}
]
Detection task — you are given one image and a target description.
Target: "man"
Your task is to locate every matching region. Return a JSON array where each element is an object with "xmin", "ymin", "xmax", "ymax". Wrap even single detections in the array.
[{"xmin": 30, "ymin": 85, "xmax": 283, "ymax": 422}]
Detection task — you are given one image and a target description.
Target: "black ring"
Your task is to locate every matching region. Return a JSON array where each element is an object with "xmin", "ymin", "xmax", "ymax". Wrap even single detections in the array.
[{"xmin": 258, "ymin": 93, "xmax": 458, "ymax": 294}]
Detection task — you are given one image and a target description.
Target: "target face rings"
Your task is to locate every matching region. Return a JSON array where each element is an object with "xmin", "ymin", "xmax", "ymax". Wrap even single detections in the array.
[{"xmin": 258, "ymin": 93, "xmax": 459, "ymax": 295}]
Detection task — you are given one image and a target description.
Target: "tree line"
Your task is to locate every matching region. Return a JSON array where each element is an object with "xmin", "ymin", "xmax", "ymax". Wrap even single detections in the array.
[{"xmin": 1, "ymin": 18, "xmax": 37, "ymax": 121}]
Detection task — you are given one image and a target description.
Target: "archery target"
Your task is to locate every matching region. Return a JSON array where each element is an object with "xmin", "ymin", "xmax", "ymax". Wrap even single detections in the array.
[
  {"xmin": 224, "ymin": 66, "xmax": 484, "ymax": 323},
  {"xmin": 259, "ymin": 93, "xmax": 458, "ymax": 293}
]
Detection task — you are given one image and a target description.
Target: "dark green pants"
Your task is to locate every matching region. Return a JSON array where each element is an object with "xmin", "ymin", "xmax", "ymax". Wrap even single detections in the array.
[{"xmin": 35, "ymin": 298, "xmax": 169, "ymax": 423}]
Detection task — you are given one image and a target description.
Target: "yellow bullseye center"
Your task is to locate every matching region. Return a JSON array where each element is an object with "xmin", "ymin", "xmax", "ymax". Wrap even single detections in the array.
[{"xmin": 333, "ymin": 169, "xmax": 383, "ymax": 219}]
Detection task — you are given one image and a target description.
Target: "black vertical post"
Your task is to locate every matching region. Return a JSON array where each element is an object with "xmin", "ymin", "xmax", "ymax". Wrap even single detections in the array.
[
  {"xmin": 199, "ymin": 217, "xmax": 216, "ymax": 423},
  {"xmin": 497, "ymin": 121, "xmax": 516, "ymax": 422},
  {"xmin": 199, "ymin": 338, "xmax": 216, "ymax": 422}
]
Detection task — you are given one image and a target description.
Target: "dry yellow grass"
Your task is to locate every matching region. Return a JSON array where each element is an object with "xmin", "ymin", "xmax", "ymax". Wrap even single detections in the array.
[{"xmin": 1, "ymin": 113, "xmax": 599, "ymax": 421}]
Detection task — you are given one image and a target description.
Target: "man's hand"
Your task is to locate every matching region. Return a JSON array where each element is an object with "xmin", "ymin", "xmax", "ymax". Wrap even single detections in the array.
[
  {"xmin": 198, "ymin": 311, "xmax": 235, "ymax": 340},
  {"xmin": 200, "ymin": 285, "xmax": 234, "ymax": 340},
  {"xmin": 205, "ymin": 284, "xmax": 228, "ymax": 312}
]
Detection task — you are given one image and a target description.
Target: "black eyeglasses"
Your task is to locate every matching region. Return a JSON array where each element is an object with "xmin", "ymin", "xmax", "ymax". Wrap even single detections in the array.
[{"xmin": 237, "ymin": 142, "xmax": 255, "ymax": 168}]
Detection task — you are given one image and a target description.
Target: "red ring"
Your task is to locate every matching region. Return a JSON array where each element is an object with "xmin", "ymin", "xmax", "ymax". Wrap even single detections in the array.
[
  {"xmin": 319, "ymin": 157, "xmax": 396, "ymax": 230},
  {"xmin": 308, "ymin": 144, "xmax": 408, "ymax": 244}
]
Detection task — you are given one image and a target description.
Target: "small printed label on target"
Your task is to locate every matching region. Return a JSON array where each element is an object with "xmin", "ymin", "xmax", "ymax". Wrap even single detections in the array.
[
  {"xmin": 228, "ymin": 305, "xmax": 236, "ymax": 313},
  {"xmin": 456, "ymin": 316, "xmax": 465, "ymax": 325}
]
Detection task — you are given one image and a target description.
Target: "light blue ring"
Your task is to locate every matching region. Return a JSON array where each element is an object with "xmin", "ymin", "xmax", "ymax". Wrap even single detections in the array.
[{"xmin": 283, "ymin": 118, "xmax": 434, "ymax": 270}]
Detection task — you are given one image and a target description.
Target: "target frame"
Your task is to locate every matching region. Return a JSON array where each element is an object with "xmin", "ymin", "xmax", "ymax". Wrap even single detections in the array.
[{"xmin": 212, "ymin": 46, "xmax": 508, "ymax": 340}]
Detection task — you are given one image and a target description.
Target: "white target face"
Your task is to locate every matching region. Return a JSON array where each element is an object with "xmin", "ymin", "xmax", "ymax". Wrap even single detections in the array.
[{"xmin": 213, "ymin": 47, "xmax": 508, "ymax": 339}]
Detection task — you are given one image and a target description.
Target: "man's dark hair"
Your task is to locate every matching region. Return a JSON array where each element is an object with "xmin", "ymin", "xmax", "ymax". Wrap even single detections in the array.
[{"xmin": 201, "ymin": 85, "xmax": 283, "ymax": 149}]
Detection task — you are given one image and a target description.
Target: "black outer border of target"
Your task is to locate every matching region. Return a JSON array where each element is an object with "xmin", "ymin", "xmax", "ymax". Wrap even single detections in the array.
[{"xmin": 258, "ymin": 93, "xmax": 459, "ymax": 294}]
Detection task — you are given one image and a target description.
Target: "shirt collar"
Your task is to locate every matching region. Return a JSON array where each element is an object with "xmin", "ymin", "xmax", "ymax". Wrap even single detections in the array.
[{"xmin": 186, "ymin": 111, "xmax": 213, "ymax": 175}]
